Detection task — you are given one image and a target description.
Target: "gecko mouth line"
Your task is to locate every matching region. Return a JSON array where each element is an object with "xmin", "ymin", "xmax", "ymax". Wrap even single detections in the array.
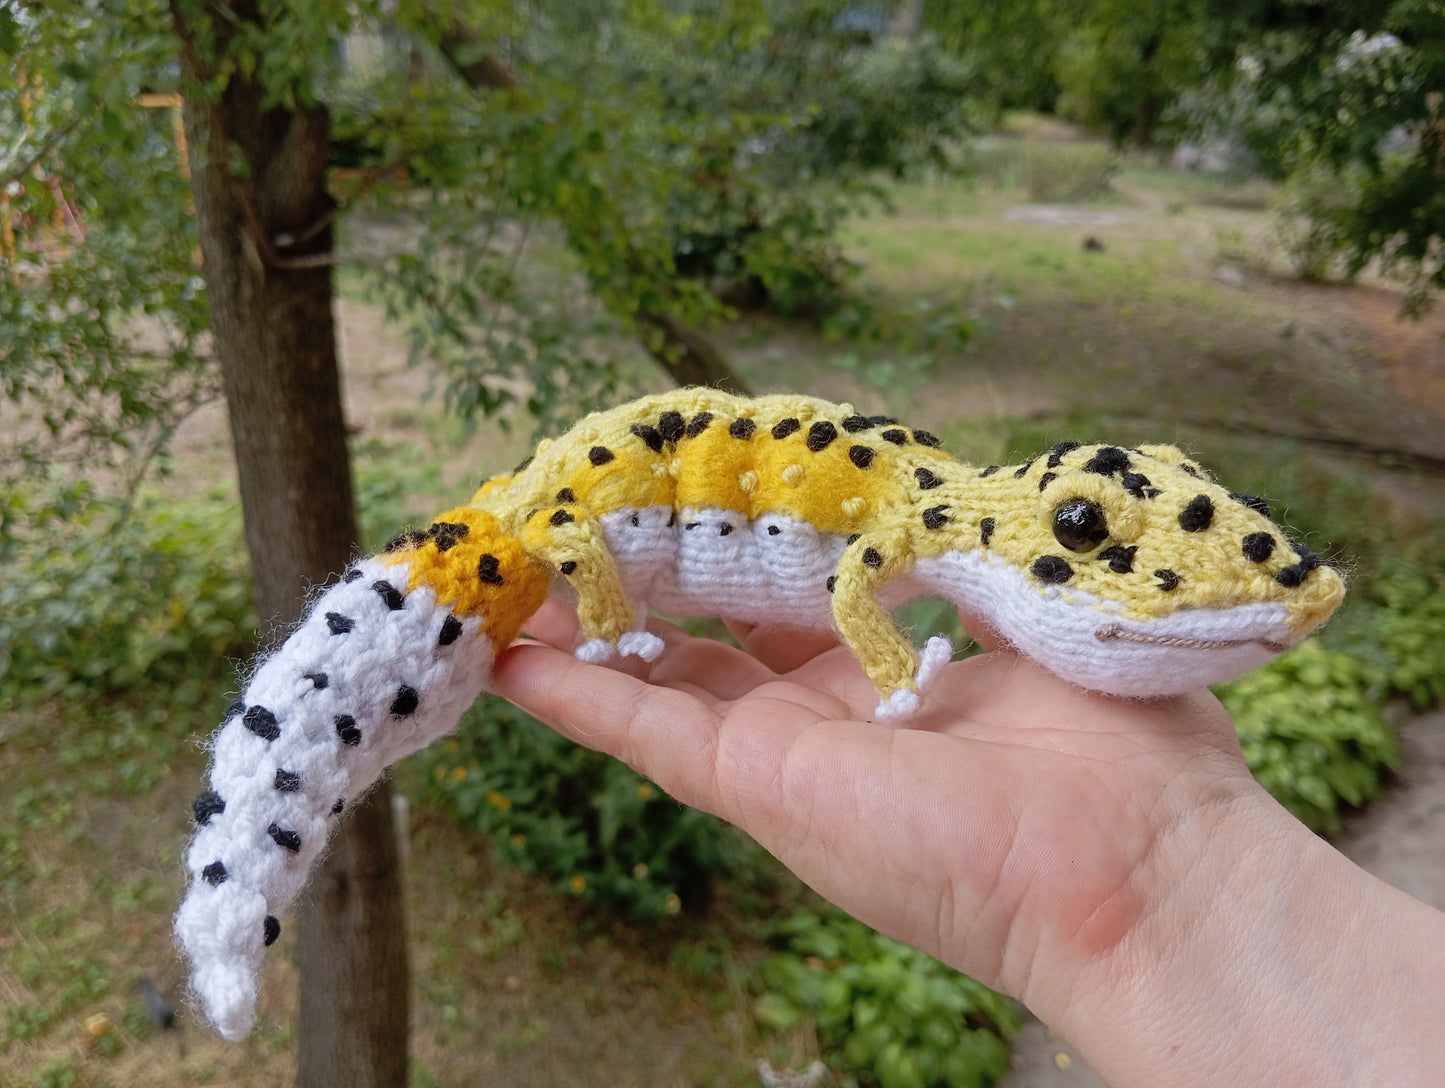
[{"xmin": 1094, "ymin": 622, "xmax": 1288, "ymax": 654}]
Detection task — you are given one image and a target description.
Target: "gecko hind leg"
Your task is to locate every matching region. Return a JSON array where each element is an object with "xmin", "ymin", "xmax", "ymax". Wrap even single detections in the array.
[{"xmin": 522, "ymin": 504, "xmax": 659, "ymax": 663}]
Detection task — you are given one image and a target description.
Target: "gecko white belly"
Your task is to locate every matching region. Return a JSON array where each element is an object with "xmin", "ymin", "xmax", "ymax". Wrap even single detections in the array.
[{"xmin": 598, "ymin": 505, "xmax": 851, "ymax": 628}]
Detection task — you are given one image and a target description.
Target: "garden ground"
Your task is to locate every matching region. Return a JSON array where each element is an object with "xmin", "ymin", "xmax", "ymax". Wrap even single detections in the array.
[{"xmin": 4, "ymin": 131, "xmax": 1444, "ymax": 1087}]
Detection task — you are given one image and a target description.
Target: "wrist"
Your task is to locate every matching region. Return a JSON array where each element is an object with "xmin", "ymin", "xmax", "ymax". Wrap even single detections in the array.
[{"xmin": 1051, "ymin": 782, "xmax": 1445, "ymax": 1087}]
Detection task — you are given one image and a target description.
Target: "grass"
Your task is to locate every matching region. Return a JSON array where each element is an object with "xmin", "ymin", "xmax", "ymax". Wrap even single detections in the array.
[{"xmin": 4, "ymin": 124, "xmax": 1444, "ymax": 1087}]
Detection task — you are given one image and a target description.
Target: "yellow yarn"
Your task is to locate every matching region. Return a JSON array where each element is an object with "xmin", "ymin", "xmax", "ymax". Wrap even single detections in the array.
[{"xmin": 386, "ymin": 390, "xmax": 1344, "ymax": 703}]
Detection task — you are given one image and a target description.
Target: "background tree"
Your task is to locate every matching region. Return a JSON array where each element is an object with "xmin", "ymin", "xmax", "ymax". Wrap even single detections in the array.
[{"xmin": 2, "ymin": 1, "xmax": 979, "ymax": 1081}]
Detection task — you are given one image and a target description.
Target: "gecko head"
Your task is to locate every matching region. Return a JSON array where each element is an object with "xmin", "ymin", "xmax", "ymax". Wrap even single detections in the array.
[{"xmin": 934, "ymin": 441, "xmax": 1345, "ymax": 696}]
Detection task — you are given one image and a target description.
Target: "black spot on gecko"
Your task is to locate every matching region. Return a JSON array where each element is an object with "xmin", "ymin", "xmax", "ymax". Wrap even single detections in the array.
[
  {"xmin": 263, "ymin": 916, "xmax": 281, "ymax": 946},
  {"xmin": 549, "ymin": 508, "xmax": 574, "ymax": 527},
  {"xmin": 555, "ymin": 488, "xmax": 576, "ymax": 504},
  {"xmin": 1275, "ymin": 541, "xmax": 1322, "ymax": 587},
  {"xmin": 719, "ymin": 524, "xmax": 733, "ymax": 536},
  {"xmin": 685, "ymin": 411, "xmax": 713, "ymax": 437},
  {"xmin": 331, "ymin": 798, "xmax": 345, "ymax": 815},
  {"xmin": 846, "ymin": 533, "xmax": 861, "ymax": 545},
  {"xmin": 849, "ymin": 445, "xmax": 876, "ymax": 468},
  {"xmin": 658, "ymin": 410, "xmax": 685, "ymax": 444},
  {"xmin": 560, "ymin": 560, "xmax": 578, "ymax": 575},
  {"xmin": 268, "ymin": 823, "xmax": 301, "ymax": 854},
  {"xmin": 438, "ymin": 614, "xmax": 463, "ymax": 645},
  {"xmin": 1032, "ymin": 555, "xmax": 1074, "ymax": 584},
  {"xmin": 806, "ymin": 420, "xmax": 837, "ymax": 451},
  {"xmin": 729, "ymin": 418, "xmax": 756, "ymax": 439},
  {"xmin": 343, "ymin": 568, "xmax": 364, "ymax": 583},
  {"xmin": 274, "ymin": 769, "xmax": 301, "ymax": 793},
  {"xmin": 304, "ymin": 672, "xmax": 328, "ymax": 689},
  {"xmin": 978, "ymin": 465, "xmax": 1000, "ymax": 478},
  {"xmin": 430, "ymin": 521, "xmax": 469, "ymax": 550},
  {"xmin": 326, "ymin": 612, "xmax": 354, "ymax": 635},
  {"xmin": 588, "ymin": 446, "xmax": 615, "ymax": 466},
  {"xmin": 1155, "ymin": 569, "xmax": 1181, "ymax": 591},
  {"xmin": 1179, "ymin": 495, "xmax": 1215, "ymax": 532},
  {"xmin": 914, "ymin": 467, "xmax": 943, "ymax": 490},
  {"xmin": 912, "ymin": 429, "xmax": 941, "ymax": 448},
  {"xmin": 202, "ymin": 860, "xmax": 227, "ymax": 886},
  {"xmin": 980, "ymin": 517, "xmax": 996, "ymax": 545},
  {"xmin": 478, "ymin": 552, "xmax": 505, "ymax": 584},
  {"xmin": 841, "ymin": 415, "xmax": 873, "ymax": 433},
  {"xmin": 244, "ymin": 705, "xmax": 280, "ymax": 742},
  {"xmin": 1098, "ymin": 544, "xmax": 1138, "ymax": 574},
  {"xmin": 826, "ymin": 575, "xmax": 837, "ymax": 593},
  {"xmin": 372, "ymin": 580, "xmax": 406, "ymax": 610},
  {"xmin": 513, "ymin": 455, "xmax": 535, "ymax": 473},
  {"xmin": 390, "ymin": 685, "xmax": 419, "ymax": 717},
  {"xmin": 225, "ymin": 699, "xmax": 244, "ymax": 719},
  {"xmin": 1038, "ymin": 471, "xmax": 1057, "ymax": 491},
  {"xmin": 1013, "ymin": 458, "xmax": 1036, "ymax": 479},
  {"xmin": 192, "ymin": 790, "xmax": 225, "ymax": 825},
  {"xmin": 384, "ymin": 529, "xmax": 429, "ymax": 552},
  {"xmin": 862, "ymin": 547, "xmax": 883, "ymax": 568},
  {"xmin": 1231, "ymin": 491, "xmax": 1271, "ymax": 518},
  {"xmin": 631, "ymin": 423, "xmax": 665, "ymax": 453},
  {"xmin": 335, "ymin": 714, "xmax": 361, "ymax": 746},
  {"xmin": 771, "ymin": 417, "xmax": 801, "ymax": 440},
  {"xmin": 1122, "ymin": 472, "xmax": 1161, "ymax": 500},
  {"xmin": 922, "ymin": 505, "xmax": 950, "ymax": 529},
  {"xmin": 1083, "ymin": 447, "xmax": 1132, "ymax": 476},
  {"xmin": 880, "ymin": 428, "xmax": 908, "ymax": 445},
  {"xmin": 1242, "ymin": 532, "xmax": 1276, "ymax": 563},
  {"xmin": 1047, "ymin": 441, "xmax": 1082, "ymax": 468},
  {"xmin": 767, "ymin": 525, "xmax": 781, "ymax": 535}
]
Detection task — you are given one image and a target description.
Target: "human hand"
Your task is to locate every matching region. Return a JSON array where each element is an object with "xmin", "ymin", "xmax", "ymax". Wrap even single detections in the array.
[{"xmin": 490, "ymin": 600, "xmax": 1445, "ymax": 1087}]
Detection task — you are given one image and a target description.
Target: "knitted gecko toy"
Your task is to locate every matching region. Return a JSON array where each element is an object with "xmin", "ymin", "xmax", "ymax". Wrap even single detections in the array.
[{"xmin": 176, "ymin": 389, "xmax": 1344, "ymax": 1039}]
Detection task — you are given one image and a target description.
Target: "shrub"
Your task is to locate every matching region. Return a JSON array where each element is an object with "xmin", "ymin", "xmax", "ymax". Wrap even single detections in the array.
[
  {"xmin": 1221, "ymin": 640, "xmax": 1399, "ymax": 835},
  {"xmin": 414, "ymin": 697, "xmax": 742, "ymax": 919},
  {"xmin": 756, "ymin": 910, "xmax": 1020, "ymax": 1088},
  {"xmin": 0, "ymin": 480, "xmax": 253, "ymax": 710}
]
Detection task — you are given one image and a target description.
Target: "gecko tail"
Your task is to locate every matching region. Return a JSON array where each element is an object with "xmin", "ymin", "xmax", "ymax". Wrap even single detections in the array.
[{"xmin": 175, "ymin": 508, "xmax": 549, "ymax": 1040}]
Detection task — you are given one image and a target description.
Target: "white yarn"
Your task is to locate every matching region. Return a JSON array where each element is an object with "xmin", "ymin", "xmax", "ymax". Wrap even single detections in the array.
[
  {"xmin": 175, "ymin": 556, "xmax": 494, "ymax": 1040},
  {"xmin": 912, "ymin": 549, "xmax": 1290, "ymax": 696},
  {"xmin": 178, "ymin": 506, "xmax": 1303, "ymax": 1041}
]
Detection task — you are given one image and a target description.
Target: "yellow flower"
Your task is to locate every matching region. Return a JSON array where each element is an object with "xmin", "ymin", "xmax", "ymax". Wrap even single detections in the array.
[
  {"xmin": 632, "ymin": 863, "xmax": 649, "ymax": 879},
  {"xmin": 450, "ymin": 765, "xmax": 467, "ymax": 781},
  {"xmin": 510, "ymin": 833, "xmax": 526, "ymax": 848},
  {"xmin": 637, "ymin": 784, "xmax": 653, "ymax": 800},
  {"xmin": 444, "ymin": 739, "xmax": 460, "ymax": 755},
  {"xmin": 664, "ymin": 893, "xmax": 681, "ymax": 914},
  {"xmin": 569, "ymin": 875, "xmax": 587, "ymax": 894},
  {"xmin": 433, "ymin": 765, "xmax": 447, "ymax": 780},
  {"xmin": 487, "ymin": 790, "xmax": 512, "ymax": 811}
]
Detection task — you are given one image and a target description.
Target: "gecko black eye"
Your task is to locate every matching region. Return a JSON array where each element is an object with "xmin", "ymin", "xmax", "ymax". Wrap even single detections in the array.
[{"xmin": 1052, "ymin": 498, "xmax": 1109, "ymax": 552}]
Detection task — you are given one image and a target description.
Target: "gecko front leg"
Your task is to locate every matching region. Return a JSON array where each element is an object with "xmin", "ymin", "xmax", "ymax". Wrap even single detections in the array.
[
  {"xmin": 519, "ymin": 500, "xmax": 664, "ymax": 664},
  {"xmin": 829, "ymin": 529, "xmax": 953, "ymax": 721}
]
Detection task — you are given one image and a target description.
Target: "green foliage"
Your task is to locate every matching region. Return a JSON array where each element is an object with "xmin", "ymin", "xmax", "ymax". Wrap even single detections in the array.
[
  {"xmin": 1, "ymin": 0, "xmax": 214, "ymax": 483},
  {"xmin": 414, "ymin": 698, "xmax": 741, "ymax": 919},
  {"xmin": 0, "ymin": 481, "xmax": 253, "ymax": 711},
  {"xmin": 1181, "ymin": 2, "xmax": 1445, "ymax": 308},
  {"xmin": 1220, "ymin": 640, "xmax": 1399, "ymax": 835},
  {"xmin": 1342, "ymin": 560, "xmax": 1445, "ymax": 712},
  {"xmin": 756, "ymin": 910, "xmax": 1020, "ymax": 1088},
  {"xmin": 1221, "ymin": 554, "xmax": 1445, "ymax": 833}
]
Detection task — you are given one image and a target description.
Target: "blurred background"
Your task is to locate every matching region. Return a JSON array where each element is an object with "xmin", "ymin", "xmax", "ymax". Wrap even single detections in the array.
[{"xmin": 2, "ymin": 2, "xmax": 1442, "ymax": 1085}]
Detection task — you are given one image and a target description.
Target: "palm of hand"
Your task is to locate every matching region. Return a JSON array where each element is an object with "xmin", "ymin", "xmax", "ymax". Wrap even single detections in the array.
[{"xmin": 491, "ymin": 600, "xmax": 1252, "ymax": 1008}]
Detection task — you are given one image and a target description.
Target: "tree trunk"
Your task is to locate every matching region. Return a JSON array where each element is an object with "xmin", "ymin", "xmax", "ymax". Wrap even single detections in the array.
[{"xmin": 175, "ymin": 3, "xmax": 408, "ymax": 1081}]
